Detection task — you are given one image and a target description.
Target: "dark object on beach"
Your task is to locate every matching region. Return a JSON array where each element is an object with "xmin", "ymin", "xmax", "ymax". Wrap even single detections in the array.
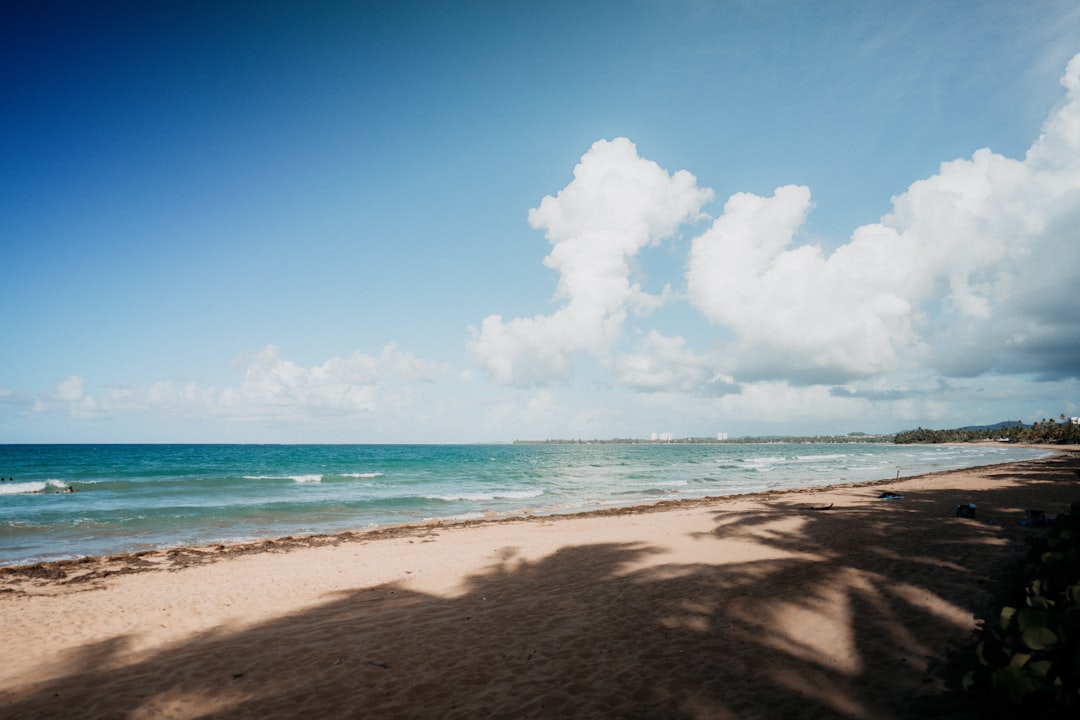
[
  {"xmin": 1020, "ymin": 508, "xmax": 1053, "ymax": 527},
  {"xmin": 877, "ymin": 491, "xmax": 903, "ymax": 500},
  {"xmin": 956, "ymin": 503, "xmax": 977, "ymax": 519},
  {"xmin": 796, "ymin": 503, "xmax": 834, "ymax": 511}
]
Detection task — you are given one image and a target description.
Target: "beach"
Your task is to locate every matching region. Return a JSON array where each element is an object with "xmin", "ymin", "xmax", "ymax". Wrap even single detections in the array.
[{"xmin": 2, "ymin": 449, "xmax": 1078, "ymax": 719}]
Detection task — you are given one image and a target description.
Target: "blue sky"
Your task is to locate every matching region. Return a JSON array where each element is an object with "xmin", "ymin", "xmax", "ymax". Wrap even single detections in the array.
[{"xmin": 3, "ymin": 0, "xmax": 1080, "ymax": 443}]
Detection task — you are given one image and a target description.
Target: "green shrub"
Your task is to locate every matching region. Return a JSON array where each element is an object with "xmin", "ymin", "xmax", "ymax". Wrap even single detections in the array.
[{"xmin": 964, "ymin": 500, "xmax": 1080, "ymax": 714}]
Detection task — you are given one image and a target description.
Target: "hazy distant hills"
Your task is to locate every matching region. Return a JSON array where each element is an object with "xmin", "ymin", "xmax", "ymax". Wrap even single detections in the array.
[{"xmin": 956, "ymin": 421, "xmax": 1029, "ymax": 431}]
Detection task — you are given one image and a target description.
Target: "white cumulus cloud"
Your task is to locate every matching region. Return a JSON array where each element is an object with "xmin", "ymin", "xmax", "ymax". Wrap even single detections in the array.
[
  {"xmin": 686, "ymin": 184, "xmax": 923, "ymax": 384},
  {"xmin": 474, "ymin": 52, "xmax": 1080, "ymax": 399},
  {"xmin": 50, "ymin": 375, "xmax": 102, "ymax": 418},
  {"xmin": 612, "ymin": 331, "xmax": 731, "ymax": 394},
  {"xmin": 686, "ymin": 52, "xmax": 1080, "ymax": 386},
  {"xmin": 469, "ymin": 138, "xmax": 713, "ymax": 386},
  {"xmin": 26, "ymin": 345, "xmax": 448, "ymax": 428},
  {"xmin": 214, "ymin": 344, "xmax": 445, "ymax": 418}
]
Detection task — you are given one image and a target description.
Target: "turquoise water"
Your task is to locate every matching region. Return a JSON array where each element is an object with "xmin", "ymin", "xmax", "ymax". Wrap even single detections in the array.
[{"xmin": 0, "ymin": 443, "xmax": 1050, "ymax": 566}]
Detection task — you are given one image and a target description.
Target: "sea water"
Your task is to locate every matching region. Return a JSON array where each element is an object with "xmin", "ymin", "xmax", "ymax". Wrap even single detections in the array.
[{"xmin": 0, "ymin": 443, "xmax": 1052, "ymax": 566}]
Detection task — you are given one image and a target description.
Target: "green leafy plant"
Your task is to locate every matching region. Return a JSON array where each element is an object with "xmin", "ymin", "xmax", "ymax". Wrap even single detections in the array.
[{"xmin": 963, "ymin": 500, "xmax": 1080, "ymax": 714}]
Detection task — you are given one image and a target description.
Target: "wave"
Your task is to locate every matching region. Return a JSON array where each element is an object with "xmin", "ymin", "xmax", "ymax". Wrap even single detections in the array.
[
  {"xmin": 244, "ymin": 473, "xmax": 382, "ymax": 483},
  {"xmin": 633, "ymin": 479, "xmax": 688, "ymax": 488},
  {"xmin": 291, "ymin": 475, "xmax": 322, "ymax": 484},
  {"xmin": 0, "ymin": 479, "xmax": 70, "ymax": 495},
  {"xmin": 425, "ymin": 489, "xmax": 545, "ymax": 502},
  {"xmin": 741, "ymin": 456, "xmax": 783, "ymax": 471},
  {"xmin": 243, "ymin": 474, "xmax": 324, "ymax": 483}
]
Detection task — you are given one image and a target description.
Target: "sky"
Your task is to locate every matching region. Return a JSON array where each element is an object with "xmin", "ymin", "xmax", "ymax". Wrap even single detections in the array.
[{"xmin": 2, "ymin": 0, "xmax": 1080, "ymax": 443}]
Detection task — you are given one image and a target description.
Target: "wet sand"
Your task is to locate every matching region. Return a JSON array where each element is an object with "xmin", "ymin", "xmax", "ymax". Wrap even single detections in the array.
[{"xmin": 2, "ymin": 448, "xmax": 1078, "ymax": 719}]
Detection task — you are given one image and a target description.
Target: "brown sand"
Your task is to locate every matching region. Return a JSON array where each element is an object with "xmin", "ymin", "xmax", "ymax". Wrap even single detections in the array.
[{"xmin": 2, "ymin": 448, "xmax": 1078, "ymax": 719}]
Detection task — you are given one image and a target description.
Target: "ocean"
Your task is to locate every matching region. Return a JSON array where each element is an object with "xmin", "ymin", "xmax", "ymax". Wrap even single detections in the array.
[{"xmin": 0, "ymin": 442, "xmax": 1052, "ymax": 567}]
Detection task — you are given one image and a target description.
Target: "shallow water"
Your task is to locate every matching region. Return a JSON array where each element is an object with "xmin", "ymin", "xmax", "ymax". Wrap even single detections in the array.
[{"xmin": 0, "ymin": 443, "xmax": 1051, "ymax": 565}]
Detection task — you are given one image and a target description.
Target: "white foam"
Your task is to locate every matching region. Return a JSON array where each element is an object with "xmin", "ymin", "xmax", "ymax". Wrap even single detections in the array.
[
  {"xmin": 0, "ymin": 479, "xmax": 70, "ymax": 495},
  {"xmin": 244, "ymin": 475, "xmax": 325, "ymax": 483},
  {"xmin": 742, "ymin": 456, "xmax": 783, "ymax": 471},
  {"xmin": 343, "ymin": 472, "xmax": 384, "ymax": 478},
  {"xmin": 629, "ymin": 479, "xmax": 688, "ymax": 488},
  {"xmin": 425, "ymin": 489, "xmax": 544, "ymax": 502}
]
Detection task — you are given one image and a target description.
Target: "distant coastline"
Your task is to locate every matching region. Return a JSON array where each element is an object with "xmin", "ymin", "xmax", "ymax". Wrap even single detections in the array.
[
  {"xmin": 516, "ymin": 416, "xmax": 1080, "ymax": 446},
  {"xmin": 513, "ymin": 433, "xmax": 895, "ymax": 445}
]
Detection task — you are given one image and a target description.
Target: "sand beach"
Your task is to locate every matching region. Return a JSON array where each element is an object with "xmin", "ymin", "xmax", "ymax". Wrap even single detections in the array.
[{"xmin": 2, "ymin": 448, "xmax": 1078, "ymax": 719}]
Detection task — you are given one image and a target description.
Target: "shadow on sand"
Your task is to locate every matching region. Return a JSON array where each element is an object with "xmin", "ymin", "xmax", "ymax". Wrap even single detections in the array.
[{"xmin": 2, "ymin": 456, "xmax": 1078, "ymax": 719}]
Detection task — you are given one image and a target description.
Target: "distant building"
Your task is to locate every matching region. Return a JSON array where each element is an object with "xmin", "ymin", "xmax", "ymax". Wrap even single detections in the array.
[
  {"xmin": 651, "ymin": 432, "xmax": 674, "ymax": 442},
  {"xmin": 717, "ymin": 432, "xmax": 728, "ymax": 441},
  {"xmin": 1071, "ymin": 417, "xmax": 1080, "ymax": 425}
]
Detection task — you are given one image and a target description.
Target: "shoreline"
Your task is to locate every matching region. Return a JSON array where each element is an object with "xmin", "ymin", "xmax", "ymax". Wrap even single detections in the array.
[
  {"xmin": 0, "ymin": 442, "xmax": 1052, "ymax": 570},
  {"xmin": 3, "ymin": 449, "xmax": 1078, "ymax": 719},
  {"xmin": 0, "ymin": 447, "xmax": 1067, "ymax": 579},
  {"xmin": 0, "ymin": 450, "xmax": 1061, "ymax": 581}
]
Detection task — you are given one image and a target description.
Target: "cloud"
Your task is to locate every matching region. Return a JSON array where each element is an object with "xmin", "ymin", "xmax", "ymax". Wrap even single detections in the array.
[
  {"xmin": 56, "ymin": 376, "xmax": 86, "ymax": 403},
  {"xmin": 25, "ymin": 345, "xmax": 448, "ymax": 429},
  {"xmin": 212, "ymin": 344, "xmax": 446, "ymax": 419},
  {"xmin": 472, "ymin": 53, "xmax": 1080, "ymax": 400},
  {"xmin": 218, "ymin": 345, "xmax": 378, "ymax": 415},
  {"xmin": 684, "ymin": 52, "xmax": 1080, "ymax": 386},
  {"xmin": 612, "ymin": 330, "xmax": 734, "ymax": 394},
  {"xmin": 48, "ymin": 375, "xmax": 103, "ymax": 418},
  {"xmin": 147, "ymin": 379, "xmax": 220, "ymax": 412},
  {"xmin": 868, "ymin": 53, "xmax": 1080, "ymax": 381},
  {"xmin": 469, "ymin": 138, "xmax": 713, "ymax": 386},
  {"xmin": 686, "ymin": 185, "xmax": 924, "ymax": 384}
]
